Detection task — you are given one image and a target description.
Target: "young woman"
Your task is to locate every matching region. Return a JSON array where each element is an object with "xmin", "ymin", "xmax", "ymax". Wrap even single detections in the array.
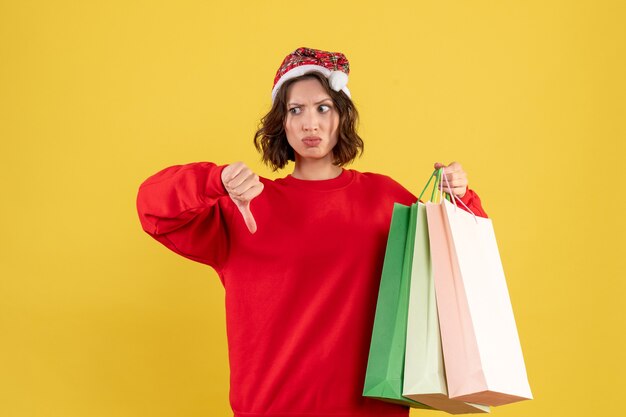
[{"xmin": 137, "ymin": 47, "xmax": 488, "ymax": 417}]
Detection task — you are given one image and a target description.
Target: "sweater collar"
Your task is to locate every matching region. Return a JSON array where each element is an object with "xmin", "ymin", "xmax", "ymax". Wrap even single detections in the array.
[{"xmin": 278, "ymin": 168, "xmax": 355, "ymax": 190}]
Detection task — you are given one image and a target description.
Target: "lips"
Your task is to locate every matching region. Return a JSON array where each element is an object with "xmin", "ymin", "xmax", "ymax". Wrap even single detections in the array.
[{"xmin": 302, "ymin": 136, "xmax": 322, "ymax": 147}]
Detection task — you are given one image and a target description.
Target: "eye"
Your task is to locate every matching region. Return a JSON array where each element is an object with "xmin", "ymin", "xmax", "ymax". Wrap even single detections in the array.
[
  {"xmin": 288, "ymin": 107, "xmax": 301, "ymax": 115},
  {"xmin": 318, "ymin": 104, "xmax": 331, "ymax": 113}
]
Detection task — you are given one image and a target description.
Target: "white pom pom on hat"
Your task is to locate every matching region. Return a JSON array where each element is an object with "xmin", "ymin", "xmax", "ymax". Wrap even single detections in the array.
[
  {"xmin": 328, "ymin": 70, "xmax": 349, "ymax": 92},
  {"xmin": 271, "ymin": 47, "xmax": 351, "ymax": 103}
]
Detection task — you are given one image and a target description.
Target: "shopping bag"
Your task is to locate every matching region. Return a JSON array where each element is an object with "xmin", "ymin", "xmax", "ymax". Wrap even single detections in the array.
[
  {"xmin": 403, "ymin": 203, "xmax": 489, "ymax": 414},
  {"xmin": 426, "ymin": 182, "xmax": 533, "ymax": 406},
  {"xmin": 362, "ymin": 203, "xmax": 430, "ymax": 409}
]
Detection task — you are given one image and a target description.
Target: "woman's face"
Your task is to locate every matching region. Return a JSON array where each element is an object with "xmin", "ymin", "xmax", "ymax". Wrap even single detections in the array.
[{"xmin": 284, "ymin": 77, "xmax": 340, "ymax": 164}]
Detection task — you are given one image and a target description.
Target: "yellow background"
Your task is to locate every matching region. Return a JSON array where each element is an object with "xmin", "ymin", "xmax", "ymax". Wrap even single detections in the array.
[{"xmin": 1, "ymin": 1, "xmax": 624, "ymax": 416}]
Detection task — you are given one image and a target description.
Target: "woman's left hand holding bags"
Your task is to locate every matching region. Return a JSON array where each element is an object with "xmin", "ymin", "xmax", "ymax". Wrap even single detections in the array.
[{"xmin": 434, "ymin": 161, "xmax": 468, "ymax": 199}]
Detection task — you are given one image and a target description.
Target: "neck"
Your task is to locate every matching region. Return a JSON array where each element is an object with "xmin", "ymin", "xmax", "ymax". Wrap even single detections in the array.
[{"xmin": 291, "ymin": 157, "xmax": 343, "ymax": 180}]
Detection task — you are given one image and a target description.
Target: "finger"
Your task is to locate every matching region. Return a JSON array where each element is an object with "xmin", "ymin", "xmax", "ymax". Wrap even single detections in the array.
[
  {"xmin": 222, "ymin": 162, "xmax": 246, "ymax": 183},
  {"xmin": 447, "ymin": 180, "xmax": 468, "ymax": 189},
  {"xmin": 238, "ymin": 202, "xmax": 257, "ymax": 234},
  {"xmin": 229, "ymin": 182, "xmax": 264, "ymax": 205},
  {"xmin": 225, "ymin": 169, "xmax": 252, "ymax": 190},
  {"xmin": 434, "ymin": 162, "xmax": 462, "ymax": 177},
  {"xmin": 439, "ymin": 177, "xmax": 467, "ymax": 188},
  {"xmin": 434, "ymin": 161, "xmax": 455, "ymax": 168},
  {"xmin": 239, "ymin": 182, "xmax": 264, "ymax": 200},
  {"xmin": 440, "ymin": 176, "xmax": 467, "ymax": 188},
  {"xmin": 229, "ymin": 173, "xmax": 259, "ymax": 196},
  {"xmin": 442, "ymin": 169, "xmax": 466, "ymax": 182},
  {"xmin": 440, "ymin": 186, "xmax": 467, "ymax": 197},
  {"xmin": 231, "ymin": 182, "xmax": 264, "ymax": 202},
  {"xmin": 221, "ymin": 162, "xmax": 238, "ymax": 182},
  {"xmin": 444, "ymin": 161, "xmax": 463, "ymax": 174},
  {"xmin": 227, "ymin": 168, "xmax": 255, "ymax": 190}
]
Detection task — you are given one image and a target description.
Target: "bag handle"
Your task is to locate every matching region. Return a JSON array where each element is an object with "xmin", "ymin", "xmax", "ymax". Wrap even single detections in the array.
[
  {"xmin": 418, "ymin": 169, "xmax": 450, "ymax": 203},
  {"xmin": 438, "ymin": 168, "xmax": 457, "ymax": 208},
  {"xmin": 440, "ymin": 167, "xmax": 477, "ymax": 220}
]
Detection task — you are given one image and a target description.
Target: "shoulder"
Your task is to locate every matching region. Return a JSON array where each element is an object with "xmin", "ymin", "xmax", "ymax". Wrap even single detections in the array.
[
  {"xmin": 350, "ymin": 170, "xmax": 417, "ymax": 204},
  {"xmin": 355, "ymin": 170, "xmax": 398, "ymax": 183},
  {"xmin": 352, "ymin": 169, "xmax": 405, "ymax": 189}
]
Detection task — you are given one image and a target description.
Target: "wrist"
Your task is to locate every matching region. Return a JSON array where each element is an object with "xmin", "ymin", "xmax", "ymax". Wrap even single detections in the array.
[{"xmin": 458, "ymin": 186, "xmax": 470, "ymax": 202}]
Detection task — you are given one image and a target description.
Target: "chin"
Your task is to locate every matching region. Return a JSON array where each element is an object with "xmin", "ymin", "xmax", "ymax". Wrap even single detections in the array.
[
  {"xmin": 295, "ymin": 152, "xmax": 333, "ymax": 162},
  {"xmin": 298, "ymin": 147, "xmax": 326, "ymax": 156}
]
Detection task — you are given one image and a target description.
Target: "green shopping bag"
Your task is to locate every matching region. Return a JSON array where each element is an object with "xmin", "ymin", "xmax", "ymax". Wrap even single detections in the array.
[{"xmin": 362, "ymin": 203, "xmax": 430, "ymax": 409}]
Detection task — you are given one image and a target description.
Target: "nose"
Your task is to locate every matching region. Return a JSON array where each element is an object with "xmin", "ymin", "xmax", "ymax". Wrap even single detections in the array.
[{"xmin": 302, "ymin": 110, "xmax": 319, "ymax": 132}]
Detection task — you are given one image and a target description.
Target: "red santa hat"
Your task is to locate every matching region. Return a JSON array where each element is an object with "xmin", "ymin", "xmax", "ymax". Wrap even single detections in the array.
[{"xmin": 271, "ymin": 47, "xmax": 351, "ymax": 103}]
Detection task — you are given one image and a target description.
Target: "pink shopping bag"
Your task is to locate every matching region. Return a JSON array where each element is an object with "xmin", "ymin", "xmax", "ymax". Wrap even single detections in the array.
[{"xmin": 425, "ymin": 196, "xmax": 532, "ymax": 407}]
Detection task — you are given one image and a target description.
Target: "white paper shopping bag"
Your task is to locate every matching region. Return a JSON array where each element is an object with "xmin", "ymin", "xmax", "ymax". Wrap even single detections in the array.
[{"xmin": 429, "ymin": 197, "xmax": 533, "ymax": 406}]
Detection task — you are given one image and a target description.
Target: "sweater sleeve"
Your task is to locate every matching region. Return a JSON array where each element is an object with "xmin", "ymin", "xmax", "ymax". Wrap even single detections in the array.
[
  {"xmin": 457, "ymin": 187, "xmax": 488, "ymax": 218},
  {"xmin": 136, "ymin": 162, "xmax": 236, "ymax": 272}
]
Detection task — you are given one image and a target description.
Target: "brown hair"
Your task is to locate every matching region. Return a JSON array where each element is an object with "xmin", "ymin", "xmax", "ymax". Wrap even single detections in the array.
[{"xmin": 253, "ymin": 72, "xmax": 364, "ymax": 171}]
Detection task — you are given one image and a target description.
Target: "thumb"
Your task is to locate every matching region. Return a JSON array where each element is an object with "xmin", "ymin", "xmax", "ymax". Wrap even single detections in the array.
[{"xmin": 237, "ymin": 201, "xmax": 257, "ymax": 234}]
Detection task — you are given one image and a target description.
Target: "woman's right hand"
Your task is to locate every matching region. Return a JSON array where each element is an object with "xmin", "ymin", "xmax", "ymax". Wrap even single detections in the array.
[{"xmin": 221, "ymin": 162, "xmax": 264, "ymax": 234}]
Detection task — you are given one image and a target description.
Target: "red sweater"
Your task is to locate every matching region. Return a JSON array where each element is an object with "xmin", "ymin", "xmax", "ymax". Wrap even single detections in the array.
[{"xmin": 136, "ymin": 162, "xmax": 487, "ymax": 417}]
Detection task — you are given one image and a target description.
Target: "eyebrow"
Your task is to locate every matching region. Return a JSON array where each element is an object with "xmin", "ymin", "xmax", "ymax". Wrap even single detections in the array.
[{"xmin": 287, "ymin": 99, "xmax": 333, "ymax": 106}]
